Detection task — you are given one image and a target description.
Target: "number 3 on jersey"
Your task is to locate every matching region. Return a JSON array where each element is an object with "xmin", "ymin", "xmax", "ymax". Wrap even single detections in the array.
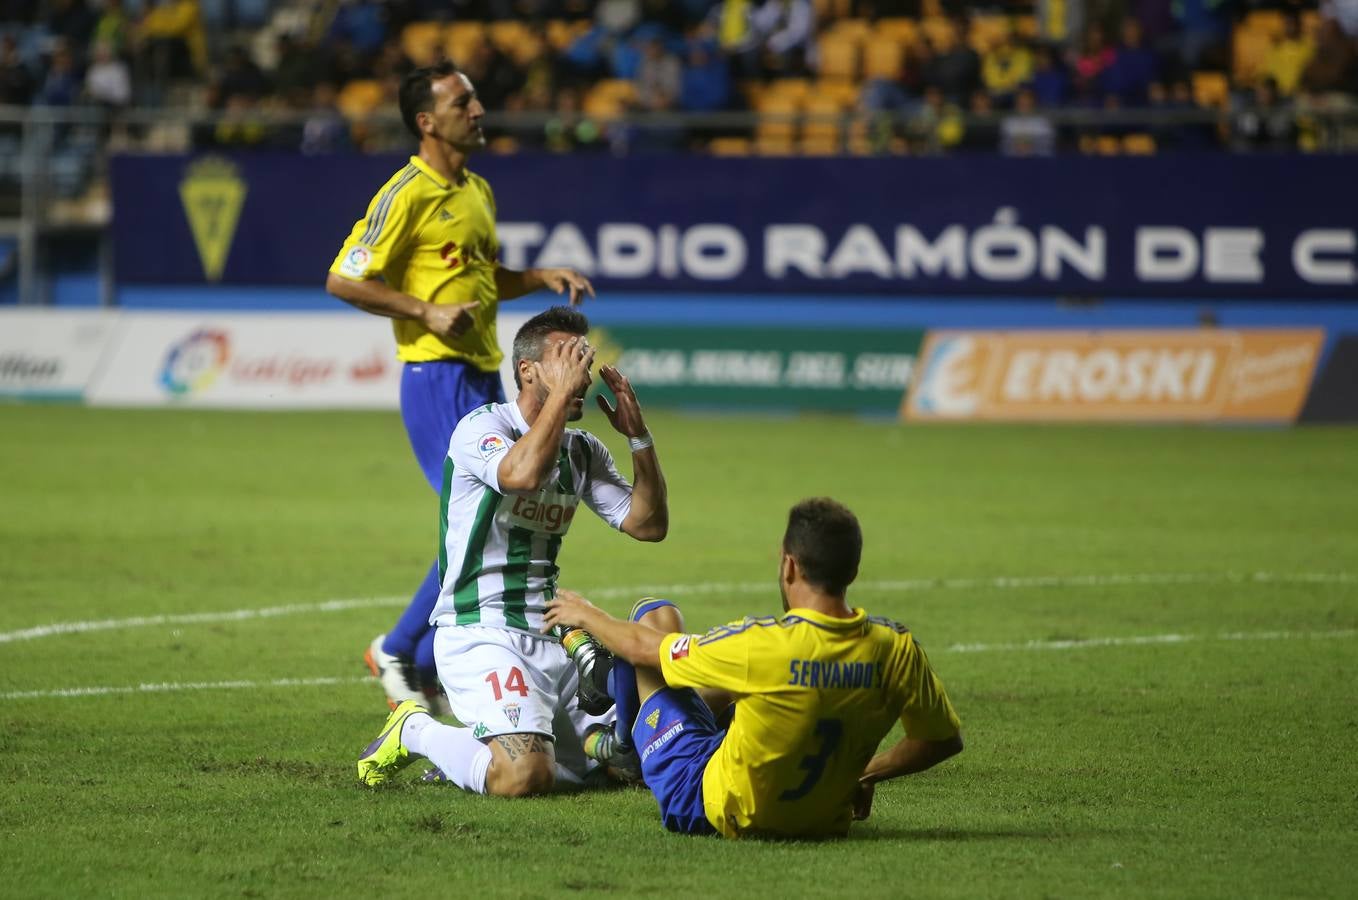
[
  {"xmin": 485, "ymin": 667, "xmax": 528, "ymax": 701},
  {"xmin": 779, "ymin": 718, "xmax": 843, "ymax": 801}
]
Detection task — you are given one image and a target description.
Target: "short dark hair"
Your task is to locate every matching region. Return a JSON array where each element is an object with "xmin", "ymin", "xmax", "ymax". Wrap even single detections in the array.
[
  {"xmin": 398, "ymin": 60, "xmax": 460, "ymax": 139},
  {"xmin": 512, "ymin": 306, "xmax": 590, "ymax": 388},
  {"xmin": 783, "ymin": 498, "xmax": 862, "ymax": 595}
]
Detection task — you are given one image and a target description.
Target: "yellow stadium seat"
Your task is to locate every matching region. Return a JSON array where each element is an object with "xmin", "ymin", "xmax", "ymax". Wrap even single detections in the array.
[
  {"xmin": 488, "ymin": 136, "xmax": 520, "ymax": 155},
  {"xmin": 487, "ymin": 20, "xmax": 529, "ymax": 53},
  {"xmin": 802, "ymin": 94, "xmax": 845, "ymax": 141},
  {"xmin": 874, "ymin": 18, "xmax": 918, "ymax": 45},
  {"xmin": 812, "ymin": 0, "xmax": 852, "ymax": 22},
  {"xmin": 1015, "ymin": 15, "xmax": 1038, "ymax": 39},
  {"xmin": 920, "ymin": 17, "xmax": 955, "ymax": 50},
  {"xmin": 765, "ymin": 78, "xmax": 812, "ymax": 102},
  {"xmin": 828, "ymin": 18, "xmax": 871, "ymax": 42},
  {"xmin": 709, "ymin": 137, "xmax": 752, "ymax": 156},
  {"xmin": 1233, "ymin": 27, "xmax": 1272, "ymax": 83},
  {"xmin": 818, "ymin": 35, "xmax": 860, "ymax": 80},
  {"xmin": 862, "ymin": 37, "xmax": 904, "ymax": 79},
  {"xmin": 337, "ymin": 79, "xmax": 383, "ymax": 119},
  {"xmin": 546, "ymin": 19, "xmax": 590, "ymax": 50},
  {"xmin": 755, "ymin": 135, "xmax": 797, "ymax": 156},
  {"xmin": 799, "ymin": 135, "xmax": 841, "ymax": 155},
  {"xmin": 815, "ymin": 78, "xmax": 860, "ymax": 107},
  {"xmin": 1122, "ymin": 133, "xmax": 1157, "ymax": 155},
  {"xmin": 505, "ymin": 34, "xmax": 546, "ymax": 65},
  {"xmin": 593, "ymin": 79, "xmax": 638, "ymax": 101},
  {"xmin": 757, "ymin": 95, "xmax": 801, "ymax": 141},
  {"xmin": 969, "ymin": 15, "xmax": 1010, "ymax": 54},
  {"xmin": 1244, "ymin": 10, "xmax": 1286, "ymax": 39},
  {"xmin": 583, "ymin": 80, "xmax": 635, "ymax": 120},
  {"xmin": 1192, "ymin": 71, "xmax": 1230, "ymax": 108},
  {"xmin": 401, "ymin": 22, "xmax": 444, "ymax": 66},
  {"xmin": 444, "ymin": 22, "xmax": 485, "ymax": 63},
  {"xmin": 1096, "ymin": 134, "xmax": 1121, "ymax": 155}
]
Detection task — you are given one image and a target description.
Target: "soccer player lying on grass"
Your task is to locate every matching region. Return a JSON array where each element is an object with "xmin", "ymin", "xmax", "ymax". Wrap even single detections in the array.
[{"xmin": 541, "ymin": 498, "xmax": 964, "ymax": 838}]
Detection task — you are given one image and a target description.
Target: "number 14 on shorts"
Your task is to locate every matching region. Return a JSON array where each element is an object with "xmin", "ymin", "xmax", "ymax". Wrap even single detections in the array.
[{"xmin": 485, "ymin": 667, "xmax": 529, "ymax": 701}]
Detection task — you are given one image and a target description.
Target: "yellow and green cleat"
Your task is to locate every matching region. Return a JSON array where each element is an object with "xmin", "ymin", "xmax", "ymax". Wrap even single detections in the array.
[{"xmin": 357, "ymin": 699, "xmax": 427, "ymax": 786}]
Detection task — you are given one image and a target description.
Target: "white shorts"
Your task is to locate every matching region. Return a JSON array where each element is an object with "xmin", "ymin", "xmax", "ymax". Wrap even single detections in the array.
[{"xmin": 433, "ymin": 624, "xmax": 612, "ymax": 780}]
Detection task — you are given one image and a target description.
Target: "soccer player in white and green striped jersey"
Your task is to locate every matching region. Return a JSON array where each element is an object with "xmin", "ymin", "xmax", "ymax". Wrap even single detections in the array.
[{"xmin": 358, "ymin": 306, "xmax": 668, "ymax": 796}]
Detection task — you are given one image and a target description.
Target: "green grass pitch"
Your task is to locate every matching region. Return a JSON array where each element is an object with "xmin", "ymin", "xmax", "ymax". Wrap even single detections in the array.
[{"xmin": 1, "ymin": 405, "xmax": 1355, "ymax": 898}]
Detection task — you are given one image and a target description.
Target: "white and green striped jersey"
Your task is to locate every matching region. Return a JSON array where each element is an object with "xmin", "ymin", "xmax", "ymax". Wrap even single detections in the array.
[{"xmin": 430, "ymin": 400, "xmax": 633, "ymax": 636}]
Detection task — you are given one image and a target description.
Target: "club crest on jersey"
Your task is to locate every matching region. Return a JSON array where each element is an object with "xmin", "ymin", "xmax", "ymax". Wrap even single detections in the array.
[
  {"xmin": 669, "ymin": 636, "xmax": 692, "ymax": 661},
  {"xmin": 340, "ymin": 245, "xmax": 370, "ymax": 278},
  {"xmin": 502, "ymin": 703, "xmax": 521, "ymax": 727},
  {"xmin": 478, "ymin": 434, "xmax": 507, "ymax": 459},
  {"xmin": 644, "ymin": 709, "xmax": 660, "ymax": 729}
]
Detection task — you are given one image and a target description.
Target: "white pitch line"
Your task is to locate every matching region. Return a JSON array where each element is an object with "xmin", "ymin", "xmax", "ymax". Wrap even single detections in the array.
[
  {"xmin": 0, "ymin": 571, "xmax": 1353, "ymax": 648},
  {"xmin": 3, "ymin": 627, "xmax": 1355, "ymax": 703},
  {"xmin": 0, "ymin": 676, "xmax": 373, "ymax": 701}
]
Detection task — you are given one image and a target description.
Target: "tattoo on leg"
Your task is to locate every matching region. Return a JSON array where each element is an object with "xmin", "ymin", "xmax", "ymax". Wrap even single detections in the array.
[{"xmin": 492, "ymin": 734, "xmax": 551, "ymax": 762}]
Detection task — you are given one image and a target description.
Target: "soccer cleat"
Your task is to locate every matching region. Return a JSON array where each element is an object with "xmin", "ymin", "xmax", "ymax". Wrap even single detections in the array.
[
  {"xmin": 363, "ymin": 633, "xmax": 425, "ymax": 710},
  {"xmin": 557, "ymin": 626, "xmax": 615, "ymax": 716},
  {"xmin": 357, "ymin": 699, "xmax": 427, "ymax": 786},
  {"xmin": 420, "ymin": 766, "xmax": 448, "ymax": 784},
  {"xmin": 584, "ymin": 723, "xmax": 642, "ymax": 785}
]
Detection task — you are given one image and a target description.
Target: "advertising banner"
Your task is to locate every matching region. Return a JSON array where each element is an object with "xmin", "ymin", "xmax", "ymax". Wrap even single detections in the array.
[
  {"xmin": 0, "ymin": 310, "xmax": 120, "ymax": 400},
  {"xmin": 904, "ymin": 329, "xmax": 1323, "ymax": 423},
  {"xmin": 83, "ymin": 312, "xmax": 526, "ymax": 409},
  {"xmin": 111, "ymin": 154, "xmax": 1358, "ymax": 299},
  {"xmin": 595, "ymin": 325, "xmax": 924, "ymax": 412}
]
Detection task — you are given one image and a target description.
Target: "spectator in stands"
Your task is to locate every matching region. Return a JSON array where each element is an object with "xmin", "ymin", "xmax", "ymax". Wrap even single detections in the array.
[
  {"xmin": 1071, "ymin": 23, "xmax": 1114, "ymax": 102},
  {"xmin": 680, "ymin": 35, "xmax": 731, "ymax": 112},
  {"xmin": 1230, "ymin": 77, "xmax": 1296, "ymax": 150},
  {"xmin": 752, "ymin": 0, "xmax": 815, "ymax": 77},
  {"xmin": 635, "ymin": 34, "xmax": 681, "ymax": 110},
  {"xmin": 271, "ymin": 33, "xmax": 320, "ymax": 106},
  {"xmin": 921, "ymin": 18, "xmax": 980, "ymax": 104},
  {"xmin": 301, "ymin": 82, "xmax": 352, "ymax": 154},
  {"xmin": 85, "ymin": 38, "xmax": 131, "ymax": 108},
  {"xmin": 135, "ymin": 0, "xmax": 207, "ymax": 103},
  {"xmin": 1301, "ymin": 17, "xmax": 1357, "ymax": 95},
  {"xmin": 91, "ymin": 0, "xmax": 130, "ymax": 59},
  {"xmin": 1262, "ymin": 12, "xmax": 1315, "ymax": 97},
  {"xmin": 708, "ymin": 0, "xmax": 761, "ymax": 76},
  {"xmin": 215, "ymin": 45, "xmax": 269, "ymax": 105},
  {"xmin": 0, "ymin": 35, "xmax": 36, "ymax": 106},
  {"xmin": 1030, "ymin": 44, "xmax": 1070, "ymax": 106},
  {"xmin": 907, "ymin": 85, "xmax": 965, "ymax": 153},
  {"xmin": 213, "ymin": 93, "xmax": 268, "ymax": 146},
  {"xmin": 36, "ymin": 41, "xmax": 81, "ymax": 106},
  {"xmin": 1038, "ymin": 0, "xmax": 1084, "ymax": 48},
  {"xmin": 544, "ymin": 85, "xmax": 606, "ymax": 151},
  {"xmin": 44, "ymin": 0, "xmax": 97, "ymax": 64},
  {"xmin": 1171, "ymin": 0, "xmax": 1229, "ymax": 69},
  {"xmin": 1000, "ymin": 85, "xmax": 1055, "ymax": 154},
  {"xmin": 1103, "ymin": 18, "xmax": 1159, "ymax": 105},
  {"xmin": 329, "ymin": 0, "xmax": 388, "ymax": 58},
  {"xmin": 960, "ymin": 88, "xmax": 1000, "ymax": 151},
  {"xmin": 1321, "ymin": 0, "xmax": 1358, "ymax": 38},
  {"xmin": 459, "ymin": 39, "xmax": 523, "ymax": 112},
  {"xmin": 981, "ymin": 31, "xmax": 1033, "ymax": 107}
]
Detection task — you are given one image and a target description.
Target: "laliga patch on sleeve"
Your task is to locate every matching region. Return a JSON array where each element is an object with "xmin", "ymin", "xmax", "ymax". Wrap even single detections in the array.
[
  {"xmin": 478, "ymin": 434, "xmax": 508, "ymax": 459},
  {"xmin": 669, "ymin": 635, "xmax": 692, "ymax": 661},
  {"xmin": 339, "ymin": 245, "xmax": 371, "ymax": 278}
]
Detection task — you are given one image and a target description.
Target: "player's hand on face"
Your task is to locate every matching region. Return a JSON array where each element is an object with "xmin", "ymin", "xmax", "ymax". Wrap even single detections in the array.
[
  {"xmin": 533, "ymin": 336, "xmax": 595, "ymax": 398},
  {"xmin": 538, "ymin": 268, "xmax": 595, "ymax": 306},
  {"xmin": 852, "ymin": 781, "xmax": 875, "ymax": 821},
  {"xmin": 422, "ymin": 302, "xmax": 478, "ymax": 339},
  {"xmin": 542, "ymin": 588, "xmax": 596, "ymax": 632},
  {"xmin": 595, "ymin": 365, "xmax": 648, "ymax": 439}
]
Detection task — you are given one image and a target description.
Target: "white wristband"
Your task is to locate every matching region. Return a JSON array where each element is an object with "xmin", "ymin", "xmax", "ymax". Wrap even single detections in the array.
[{"xmin": 628, "ymin": 431, "xmax": 653, "ymax": 452}]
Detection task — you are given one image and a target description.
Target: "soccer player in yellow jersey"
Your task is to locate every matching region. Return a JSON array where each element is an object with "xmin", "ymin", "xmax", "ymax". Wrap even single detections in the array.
[
  {"xmin": 325, "ymin": 61, "xmax": 595, "ymax": 712},
  {"xmin": 542, "ymin": 498, "xmax": 964, "ymax": 838}
]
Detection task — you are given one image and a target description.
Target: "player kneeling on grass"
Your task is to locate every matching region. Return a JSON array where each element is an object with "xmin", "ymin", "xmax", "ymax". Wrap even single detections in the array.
[
  {"xmin": 356, "ymin": 306, "xmax": 668, "ymax": 796},
  {"xmin": 542, "ymin": 498, "xmax": 964, "ymax": 838}
]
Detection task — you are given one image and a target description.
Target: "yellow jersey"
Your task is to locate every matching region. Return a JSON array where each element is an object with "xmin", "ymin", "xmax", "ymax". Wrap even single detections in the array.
[
  {"xmin": 658, "ymin": 608, "xmax": 960, "ymax": 839},
  {"xmin": 329, "ymin": 155, "xmax": 502, "ymax": 370}
]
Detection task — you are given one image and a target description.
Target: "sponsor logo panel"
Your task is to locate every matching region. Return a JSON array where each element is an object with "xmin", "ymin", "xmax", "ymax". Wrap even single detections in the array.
[
  {"xmin": 0, "ymin": 310, "xmax": 120, "ymax": 399},
  {"xmin": 904, "ymin": 329, "xmax": 1323, "ymax": 423}
]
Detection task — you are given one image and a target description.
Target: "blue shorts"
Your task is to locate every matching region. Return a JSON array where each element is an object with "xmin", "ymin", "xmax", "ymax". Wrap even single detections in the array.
[
  {"xmin": 634, "ymin": 687, "xmax": 724, "ymax": 836},
  {"xmin": 400, "ymin": 360, "xmax": 504, "ymax": 491}
]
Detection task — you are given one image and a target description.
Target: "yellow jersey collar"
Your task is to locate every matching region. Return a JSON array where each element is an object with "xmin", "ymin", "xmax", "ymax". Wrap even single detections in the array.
[
  {"xmin": 781, "ymin": 607, "xmax": 866, "ymax": 629},
  {"xmin": 408, "ymin": 155, "xmax": 460, "ymax": 191}
]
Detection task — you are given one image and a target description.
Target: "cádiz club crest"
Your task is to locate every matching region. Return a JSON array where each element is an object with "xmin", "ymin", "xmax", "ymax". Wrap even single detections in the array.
[{"xmin": 179, "ymin": 157, "xmax": 247, "ymax": 282}]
